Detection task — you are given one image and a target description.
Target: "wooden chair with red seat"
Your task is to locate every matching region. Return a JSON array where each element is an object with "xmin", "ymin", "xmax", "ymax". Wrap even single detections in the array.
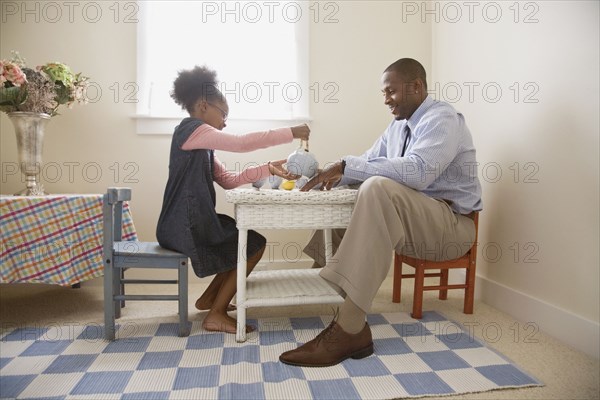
[{"xmin": 392, "ymin": 213, "xmax": 479, "ymax": 319}]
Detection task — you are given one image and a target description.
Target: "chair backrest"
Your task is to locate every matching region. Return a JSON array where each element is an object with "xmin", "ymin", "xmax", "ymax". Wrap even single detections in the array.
[
  {"xmin": 106, "ymin": 187, "xmax": 131, "ymax": 204},
  {"xmin": 103, "ymin": 187, "xmax": 132, "ymax": 265},
  {"xmin": 468, "ymin": 212, "xmax": 480, "ymax": 263}
]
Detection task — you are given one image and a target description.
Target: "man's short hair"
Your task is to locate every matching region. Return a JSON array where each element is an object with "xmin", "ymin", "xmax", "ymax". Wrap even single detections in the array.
[{"xmin": 385, "ymin": 58, "xmax": 428, "ymax": 90}]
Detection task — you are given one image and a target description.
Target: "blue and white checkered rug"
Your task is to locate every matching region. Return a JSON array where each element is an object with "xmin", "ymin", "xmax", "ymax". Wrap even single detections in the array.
[{"xmin": 1, "ymin": 311, "xmax": 541, "ymax": 399}]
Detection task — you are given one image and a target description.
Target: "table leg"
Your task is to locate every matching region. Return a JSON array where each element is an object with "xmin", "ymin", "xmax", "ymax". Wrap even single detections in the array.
[
  {"xmin": 324, "ymin": 229, "xmax": 333, "ymax": 264},
  {"xmin": 236, "ymin": 229, "xmax": 248, "ymax": 342}
]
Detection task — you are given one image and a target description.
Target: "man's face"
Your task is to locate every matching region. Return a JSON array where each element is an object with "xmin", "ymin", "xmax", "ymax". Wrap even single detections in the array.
[{"xmin": 381, "ymin": 70, "xmax": 420, "ymax": 121}]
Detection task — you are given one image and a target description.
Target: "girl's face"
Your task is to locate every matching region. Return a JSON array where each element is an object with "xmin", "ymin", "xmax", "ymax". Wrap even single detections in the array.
[{"xmin": 193, "ymin": 99, "xmax": 229, "ymax": 130}]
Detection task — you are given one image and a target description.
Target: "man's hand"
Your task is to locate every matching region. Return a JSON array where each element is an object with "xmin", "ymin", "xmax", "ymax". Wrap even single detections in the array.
[
  {"xmin": 300, "ymin": 161, "xmax": 344, "ymax": 191},
  {"xmin": 269, "ymin": 159, "xmax": 301, "ymax": 180}
]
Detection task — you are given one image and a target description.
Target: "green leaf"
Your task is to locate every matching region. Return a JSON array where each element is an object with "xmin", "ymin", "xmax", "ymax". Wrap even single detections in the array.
[{"xmin": 0, "ymin": 86, "xmax": 26, "ymax": 106}]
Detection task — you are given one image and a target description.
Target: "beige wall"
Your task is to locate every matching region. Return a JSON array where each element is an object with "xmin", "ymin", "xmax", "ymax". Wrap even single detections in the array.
[
  {"xmin": 0, "ymin": 1, "xmax": 430, "ymax": 261},
  {"xmin": 2, "ymin": 1, "xmax": 598, "ymax": 353},
  {"xmin": 431, "ymin": 0, "xmax": 599, "ymax": 324}
]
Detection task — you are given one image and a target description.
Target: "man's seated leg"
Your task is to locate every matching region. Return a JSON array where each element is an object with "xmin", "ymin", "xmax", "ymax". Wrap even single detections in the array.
[
  {"xmin": 303, "ymin": 229, "xmax": 345, "ymax": 268},
  {"xmin": 281, "ymin": 177, "xmax": 476, "ymax": 366}
]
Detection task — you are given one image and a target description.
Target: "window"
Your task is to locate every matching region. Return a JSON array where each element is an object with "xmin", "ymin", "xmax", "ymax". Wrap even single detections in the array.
[{"xmin": 136, "ymin": 1, "xmax": 309, "ymax": 134}]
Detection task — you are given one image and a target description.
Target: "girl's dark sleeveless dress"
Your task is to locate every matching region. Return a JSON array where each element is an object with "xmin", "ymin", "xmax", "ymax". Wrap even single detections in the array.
[{"xmin": 156, "ymin": 118, "xmax": 266, "ymax": 278}]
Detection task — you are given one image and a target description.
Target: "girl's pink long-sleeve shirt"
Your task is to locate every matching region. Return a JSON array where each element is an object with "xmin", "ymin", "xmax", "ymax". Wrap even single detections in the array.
[{"xmin": 181, "ymin": 124, "xmax": 293, "ymax": 189}]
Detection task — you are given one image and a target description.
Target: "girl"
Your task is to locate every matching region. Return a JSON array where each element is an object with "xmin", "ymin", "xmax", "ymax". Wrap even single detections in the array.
[{"xmin": 156, "ymin": 66, "xmax": 309, "ymax": 334}]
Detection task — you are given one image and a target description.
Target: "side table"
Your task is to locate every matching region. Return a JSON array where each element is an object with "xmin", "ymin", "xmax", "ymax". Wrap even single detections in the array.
[
  {"xmin": 1, "ymin": 194, "xmax": 137, "ymax": 286},
  {"xmin": 226, "ymin": 188, "xmax": 358, "ymax": 342}
]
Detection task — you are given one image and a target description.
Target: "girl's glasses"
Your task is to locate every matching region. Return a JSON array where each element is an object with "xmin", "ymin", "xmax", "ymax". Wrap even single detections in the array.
[{"xmin": 208, "ymin": 103, "xmax": 228, "ymax": 122}]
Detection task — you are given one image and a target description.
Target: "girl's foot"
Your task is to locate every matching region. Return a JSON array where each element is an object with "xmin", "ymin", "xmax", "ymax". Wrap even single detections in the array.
[
  {"xmin": 195, "ymin": 297, "xmax": 236, "ymax": 312},
  {"xmin": 202, "ymin": 311, "xmax": 255, "ymax": 334}
]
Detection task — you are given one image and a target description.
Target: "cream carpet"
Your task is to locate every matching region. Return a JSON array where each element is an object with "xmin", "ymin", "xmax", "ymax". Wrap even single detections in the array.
[{"xmin": 1, "ymin": 272, "xmax": 598, "ymax": 399}]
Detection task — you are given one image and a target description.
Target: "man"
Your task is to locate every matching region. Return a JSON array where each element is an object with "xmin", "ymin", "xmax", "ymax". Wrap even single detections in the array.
[{"xmin": 279, "ymin": 58, "xmax": 483, "ymax": 367}]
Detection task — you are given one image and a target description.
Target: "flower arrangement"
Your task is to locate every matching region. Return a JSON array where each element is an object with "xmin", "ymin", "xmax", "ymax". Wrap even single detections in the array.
[{"xmin": 0, "ymin": 52, "xmax": 89, "ymax": 116}]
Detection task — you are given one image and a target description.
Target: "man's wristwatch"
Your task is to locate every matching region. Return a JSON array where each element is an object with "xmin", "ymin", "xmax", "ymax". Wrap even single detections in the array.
[{"xmin": 340, "ymin": 158, "xmax": 346, "ymax": 174}]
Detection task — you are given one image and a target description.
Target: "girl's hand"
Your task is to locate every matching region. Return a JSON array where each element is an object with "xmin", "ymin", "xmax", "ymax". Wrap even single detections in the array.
[
  {"xmin": 268, "ymin": 159, "xmax": 301, "ymax": 180},
  {"xmin": 291, "ymin": 124, "xmax": 310, "ymax": 140}
]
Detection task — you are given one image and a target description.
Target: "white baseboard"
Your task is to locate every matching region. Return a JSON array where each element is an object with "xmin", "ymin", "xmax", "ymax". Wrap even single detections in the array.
[{"xmin": 453, "ymin": 271, "xmax": 600, "ymax": 359}]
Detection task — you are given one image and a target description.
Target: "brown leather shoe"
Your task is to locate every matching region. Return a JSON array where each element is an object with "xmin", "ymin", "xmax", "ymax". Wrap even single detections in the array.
[{"xmin": 279, "ymin": 321, "xmax": 373, "ymax": 367}]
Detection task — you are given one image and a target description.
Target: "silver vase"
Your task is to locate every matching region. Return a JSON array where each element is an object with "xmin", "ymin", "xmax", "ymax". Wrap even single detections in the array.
[{"xmin": 8, "ymin": 112, "xmax": 51, "ymax": 195}]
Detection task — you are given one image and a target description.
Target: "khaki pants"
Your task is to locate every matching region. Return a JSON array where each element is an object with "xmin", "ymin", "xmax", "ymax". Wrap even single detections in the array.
[{"xmin": 304, "ymin": 177, "xmax": 476, "ymax": 313}]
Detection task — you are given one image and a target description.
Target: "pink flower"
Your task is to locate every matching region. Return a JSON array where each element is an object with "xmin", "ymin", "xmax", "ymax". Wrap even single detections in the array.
[
  {"xmin": 1, "ymin": 61, "xmax": 27, "ymax": 87},
  {"xmin": 1, "ymin": 52, "xmax": 88, "ymax": 116},
  {"xmin": 0, "ymin": 61, "xmax": 6, "ymax": 85}
]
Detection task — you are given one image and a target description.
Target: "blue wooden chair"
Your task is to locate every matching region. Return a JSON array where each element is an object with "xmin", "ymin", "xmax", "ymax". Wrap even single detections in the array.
[{"xmin": 103, "ymin": 187, "xmax": 190, "ymax": 340}]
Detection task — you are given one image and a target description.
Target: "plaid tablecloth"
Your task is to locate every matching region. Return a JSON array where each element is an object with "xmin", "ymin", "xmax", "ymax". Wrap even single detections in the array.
[{"xmin": 0, "ymin": 195, "xmax": 137, "ymax": 286}]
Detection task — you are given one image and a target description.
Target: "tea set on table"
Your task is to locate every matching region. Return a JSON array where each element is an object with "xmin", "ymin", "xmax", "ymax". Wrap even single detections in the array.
[{"xmin": 253, "ymin": 139, "xmax": 319, "ymax": 191}]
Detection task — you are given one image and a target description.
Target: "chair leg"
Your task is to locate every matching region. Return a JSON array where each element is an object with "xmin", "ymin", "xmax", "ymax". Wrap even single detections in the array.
[
  {"xmin": 236, "ymin": 229, "xmax": 248, "ymax": 343},
  {"xmin": 178, "ymin": 260, "xmax": 190, "ymax": 337},
  {"xmin": 439, "ymin": 269, "xmax": 449, "ymax": 300},
  {"xmin": 113, "ymin": 268, "xmax": 121, "ymax": 319},
  {"xmin": 119, "ymin": 268, "xmax": 125, "ymax": 309},
  {"xmin": 411, "ymin": 265, "xmax": 425, "ymax": 319},
  {"xmin": 464, "ymin": 260, "xmax": 476, "ymax": 314},
  {"xmin": 104, "ymin": 262, "xmax": 115, "ymax": 341},
  {"xmin": 392, "ymin": 253, "xmax": 403, "ymax": 303}
]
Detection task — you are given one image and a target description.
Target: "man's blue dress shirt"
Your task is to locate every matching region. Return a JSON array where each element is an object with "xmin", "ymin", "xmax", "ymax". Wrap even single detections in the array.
[{"xmin": 341, "ymin": 96, "xmax": 483, "ymax": 214}]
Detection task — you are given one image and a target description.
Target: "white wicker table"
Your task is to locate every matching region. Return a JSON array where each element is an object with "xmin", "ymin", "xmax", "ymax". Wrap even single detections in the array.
[{"xmin": 226, "ymin": 188, "xmax": 358, "ymax": 342}]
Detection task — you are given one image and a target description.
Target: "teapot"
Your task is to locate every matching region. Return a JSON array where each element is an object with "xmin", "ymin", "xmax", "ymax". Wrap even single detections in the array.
[
  {"xmin": 286, "ymin": 139, "xmax": 319, "ymax": 179},
  {"xmin": 252, "ymin": 140, "xmax": 318, "ymax": 190},
  {"xmin": 252, "ymin": 175, "xmax": 281, "ymax": 189}
]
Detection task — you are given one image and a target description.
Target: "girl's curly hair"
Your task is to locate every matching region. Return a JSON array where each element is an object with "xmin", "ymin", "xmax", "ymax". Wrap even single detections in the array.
[{"xmin": 171, "ymin": 65, "xmax": 225, "ymax": 113}]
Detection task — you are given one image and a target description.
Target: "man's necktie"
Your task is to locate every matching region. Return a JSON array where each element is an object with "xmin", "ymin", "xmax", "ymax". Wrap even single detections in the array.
[{"xmin": 401, "ymin": 125, "xmax": 411, "ymax": 157}]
